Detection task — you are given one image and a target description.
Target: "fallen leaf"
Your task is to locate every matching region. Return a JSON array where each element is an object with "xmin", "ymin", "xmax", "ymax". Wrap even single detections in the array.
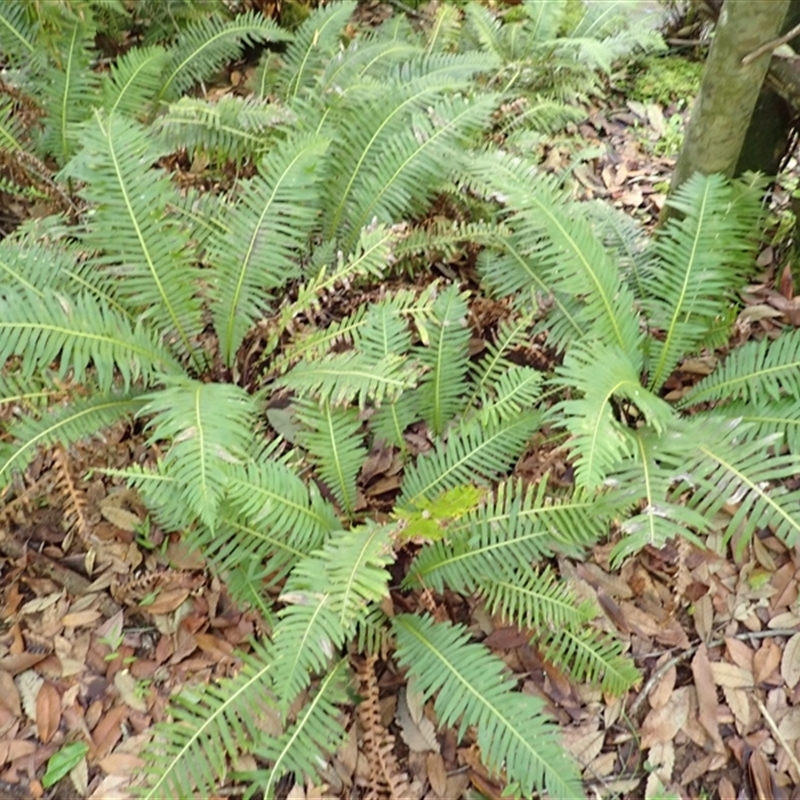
[
  {"xmin": 92, "ymin": 704, "xmax": 128, "ymax": 759},
  {"xmin": 780, "ymin": 632, "xmax": 800, "ymax": 688},
  {"xmin": 0, "ymin": 669, "xmax": 22, "ymax": 716},
  {"xmin": 641, "ymin": 686, "xmax": 691, "ymax": 748},
  {"xmin": 710, "ymin": 661, "xmax": 753, "ymax": 689},
  {"xmin": 113, "ymin": 670, "xmax": 148, "ymax": 713},
  {"xmin": 61, "ymin": 609, "xmax": 103, "ymax": 628},
  {"xmin": 691, "ymin": 645, "xmax": 724, "ymax": 751},
  {"xmin": 396, "ymin": 690, "xmax": 438, "ymax": 753},
  {"xmin": 754, "ymin": 639, "xmax": 782, "ymax": 685},
  {"xmin": 36, "ymin": 682, "xmax": 61, "ymax": 744},
  {"xmin": 97, "ymin": 753, "xmax": 146, "ymax": 775},
  {"xmin": 426, "ymin": 752, "xmax": 448, "ymax": 797}
]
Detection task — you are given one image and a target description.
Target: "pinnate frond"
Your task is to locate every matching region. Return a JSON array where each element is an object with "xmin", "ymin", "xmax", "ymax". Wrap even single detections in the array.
[
  {"xmin": 393, "ymin": 614, "xmax": 582, "ymax": 799},
  {"xmin": 101, "ymin": 45, "xmax": 169, "ymax": 120},
  {"xmin": 139, "ymin": 378, "xmax": 258, "ymax": 526}
]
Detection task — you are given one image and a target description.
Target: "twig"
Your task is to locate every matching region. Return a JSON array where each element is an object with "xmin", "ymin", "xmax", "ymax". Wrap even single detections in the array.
[
  {"xmin": 754, "ymin": 695, "xmax": 800, "ymax": 776},
  {"xmin": 741, "ymin": 22, "xmax": 800, "ymax": 65}
]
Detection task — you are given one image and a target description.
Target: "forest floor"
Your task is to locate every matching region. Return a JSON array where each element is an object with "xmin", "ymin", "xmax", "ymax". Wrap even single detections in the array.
[{"xmin": 3, "ymin": 5, "xmax": 800, "ymax": 800}]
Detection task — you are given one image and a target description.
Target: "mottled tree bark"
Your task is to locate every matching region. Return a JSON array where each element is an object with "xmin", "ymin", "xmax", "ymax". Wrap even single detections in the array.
[{"xmin": 670, "ymin": 0, "xmax": 790, "ymax": 193}]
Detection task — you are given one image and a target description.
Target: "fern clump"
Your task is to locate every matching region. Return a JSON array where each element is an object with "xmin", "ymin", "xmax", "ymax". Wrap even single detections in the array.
[{"xmin": 11, "ymin": 2, "xmax": 787, "ymax": 799}]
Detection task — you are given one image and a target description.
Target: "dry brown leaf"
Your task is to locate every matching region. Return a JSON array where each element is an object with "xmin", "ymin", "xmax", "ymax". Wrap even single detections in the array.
[
  {"xmin": 693, "ymin": 593, "xmax": 713, "ymax": 642},
  {"xmin": 426, "ymin": 752, "xmax": 448, "ymax": 797},
  {"xmin": 35, "ymin": 682, "xmax": 60, "ymax": 744},
  {"xmin": 97, "ymin": 753, "xmax": 146, "ymax": 775},
  {"xmin": 710, "ymin": 661, "xmax": 753, "ymax": 689},
  {"xmin": 754, "ymin": 639, "xmax": 783, "ymax": 685},
  {"xmin": 723, "ymin": 685, "xmax": 754, "ymax": 731},
  {"xmin": 725, "ymin": 637, "xmax": 755, "ymax": 673},
  {"xmin": 641, "ymin": 686, "xmax": 691, "ymax": 749},
  {"xmin": 0, "ymin": 669, "xmax": 22, "ymax": 717},
  {"xmin": 780, "ymin": 632, "xmax": 800, "ymax": 689},
  {"xmin": 15, "ymin": 669, "xmax": 44, "ymax": 720},
  {"xmin": 777, "ymin": 707, "xmax": 800, "ymax": 740},
  {"xmin": 748, "ymin": 749, "xmax": 774, "ymax": 800},
  {"xmin": 396, "ymin": 690, "xmax": 438, "ymax": 753},
  {"xmin": 141, "ymin": 588, "xmax": 190, "ymax": 615},
  {"xmin": 70, "ymin": 756, "xmax": 89, "ymax": 796},
  {"xmin": 691, "ymin": 644, "xmax": 724, "ymax": 752},
  {"xmin": 113, "ymin": 670, "xmax": 148, "ymax": 713},
  {"xmin": 718, "ymin": 776, "xmax": 737, "ymax": 800},
  {"xmin": 92, "ymin": 704, "xmax": 128, "ymax": 758},
  {"xmin": 648, "ymin": 660, "xmax": 676, "ymax": 711},
  {"xmin": 61, "ymin": 609, "xmax": 103, "ymax": 628}
]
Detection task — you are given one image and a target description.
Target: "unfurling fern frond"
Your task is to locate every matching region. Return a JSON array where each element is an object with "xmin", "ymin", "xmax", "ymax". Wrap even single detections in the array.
[{"xmin": 393, "ymin": 614, "xmax": 583, "ymax": 799}]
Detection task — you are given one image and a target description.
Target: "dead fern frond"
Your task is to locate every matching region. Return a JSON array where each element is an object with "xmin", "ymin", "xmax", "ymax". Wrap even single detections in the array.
[
  {"xmin": 356, "ymin": 654, "xmax": 411, "ymax": 800},
  {"xmin": 52, "ymin": 446, "xmax": 90, "ymax": 545}
]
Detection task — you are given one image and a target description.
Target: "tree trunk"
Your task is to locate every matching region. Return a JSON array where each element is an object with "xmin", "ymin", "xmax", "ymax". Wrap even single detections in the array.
[{"xmin": 670, "ymin": 0, "xmax": 790, "ymax": 193}]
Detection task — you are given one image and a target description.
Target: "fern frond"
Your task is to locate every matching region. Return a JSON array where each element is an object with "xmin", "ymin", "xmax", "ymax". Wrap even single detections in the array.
[
  {"xmin": 393, "ymin": 614, "xmax": 582, "ymax": 799},
  {"xmin": 537, "ymin": 624, "xmax": 639, "ymax": 696},
  {"xmin": 36, "ymin": 19, "xmax": 98, "ymax": 165},
  {"xmin": 643, "ymin": 173, "xmax": 764, "ymax": 390},
  {"xmin": 0, "ymin": 391, "xmax": 144, "ymax": 489},
  {"xmin": 265, "ymin": 1, "xmax": 357, "ymax": 102},
  {"xmin": 63, "ymin": 112, "xmax": 204, "ymax": 359},
  {"xmin": 408, "ymin": 478, "xmax": 610, "ymax": 592},
  {"xmin": 100, "ymin": 44, "xmax": 169, "ymax": 119},
  {"xmin": 252, "ymin": 660, "xmax": 350, "ymax": 800},
  {"xmin": 0, "ymin": 0, "xmax": 38, "ymax": 68},
  {"xmin": 400, "ymin": 414, "xmax": 539, "ymax": 511},
  {"xmin": 668, "ymin": 420, "xmax": 800, "ymax": 548},
  {"xmin": 680, "ymin": 329, "xmax": 800, "ymax": 407},
  {"xmin": 553, "ymin": 341, "xmax": 675, "ymax": 490},
  {"xmin": 207, "ymin": 134, "xmax": 327, "ymax": 365},
  {"xmin": 475, "ymin": 366, "xmax": 542, "ymax": 426},
  {"xmin": 140, "ymin": 638, "xmax": 275, "ymax": 800},
  {"xmin": 294, "ymin": 398, "xmax": 366, "ymax": 515},
  {"xmin": 139, "ymin": 378, "xmax": 258, "ymax": 526},
  {"xmin": 0, "ymin": 289, "xmax": 182, "ymax": 391},
  {"xmin": 280, "ymin": 352, "xmax": 420, "ymax": 408},
  {"xmin": 424, "ymin": 3, "xmax": 462, "ymax": 54},
  {"xmin": 704, "ymin": 398, "xmax": 800, "ymax": 454},
  {"xmin": 480, "ymin": 563, "xmax": 594, "ymax": 632},
  {"xmin": 159, "ymin": 10, "xmax": 291, "ymax": 102},
  {"xmin": 607, "ymin": 427, "xmax": 709, "ymax": 566},
  {"xmin": 155, "ymin": 95, "xmax": 290, "ymax": 164},
  {"xmin": 413, "ymin": 284, "xmax": 471, "ymax": 436}
]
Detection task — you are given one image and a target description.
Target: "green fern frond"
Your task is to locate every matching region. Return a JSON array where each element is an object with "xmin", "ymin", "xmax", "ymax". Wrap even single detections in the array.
[
  {"xmin": 0, "ymin": 99, "xmax": 29, "ymax": 155},
  {"xmin": 475, "ymin": 366, "xmax": 542, "ymax": 425},
  {"xmin": 208, "ymin": 134, "xmax": 327, "ymax": 365},
  {"xmin": 393, "ymin": 614, "xmax": 583, "ymax": 799},
  {"xmin": 413, "ymin": 284, "xmax": 471, "ymax": 436},
  {"xmin": 408, "ymin": 478, "xmax": 609, "ymax": 592},
  {"xmin": 680, "ymin": 329, "xmax": 800, "ymax": 407},
  {"xmin": 159, "ymin": 10, "xmax": 291, "ymax": 103},
  {"xmin": 269, "ymin": 591, "xmax": 343, "ymax": 716},
  {"xmin": 265, "ymin": 1, "xmax": 357, "ymax": 102},
  {"xmin": 643, "ymin": 173, "xmax": 764, "ymax": 390},
  {"xmin": 537, "ymin": 624, "xmax": 639, "ymax": 696},
  {"xmin": 37, "ymin": 19, "xmax": 98, "ymax": 165},
  {"xmin": 607, "ymin": 427, "xmax": 709, "ymax": 566},
  {"xmin": 140, "ymin": 638, "xmax": 275, "ymax": 800},
  {"xmin": 101, "ymin": 45, "xmax": 169, "ymax": 119},
  {"xmin": 63, "ymin": 112, "xmax": 204, "ymax": 359},
  {"xmin": 480, "ymin": 563, "xmax": 594, "ymax": 632},
  {"xmin": 0, "ymin": 391, "xmax": 144, "ymax": 489},
  {"xmin": 553, "ymin": 341, "xmax": 675, "ymax": 490},
  {"xmin": 295, "ymin": 398, "xmax": 366, "ymax": 515},
  {"xmin": 704, "ymin": 398, "xmax": 800, "ymax": 454},
  {"xmin": 424, "ymin": 3, "xmax": 462, "ymax": 53},
  {"xmin": 155, "ymin": 95, "xmax": 290, "ymax": 164},
  {"xmin": 139, "ymin": 378, "xmax": 258, "ymax": 526},
  {"xmin": 0, "ymin": 0, "xmax": 38, "ymax": 67},
  {"xmin": 281, "ymin": 352, "xmax": 420, "ymax": 408},
  {"xmin": 669, "ymin": 421, "xmax": 800, "ymax": 548},
  {"xmin": 0, "ymin": 289, "xmax": 182, "ymax": 391},
  {"xmin": 400, "ymin": 414, "xmax": 540, "ymax": 511},
  {"xmin": 251, "ymin": 660, "xmax": 350, "ymax": 800}
]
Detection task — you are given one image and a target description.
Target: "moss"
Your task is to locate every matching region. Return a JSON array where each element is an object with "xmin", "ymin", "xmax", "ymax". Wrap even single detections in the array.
[{"xmin": 626, "ymin": 54, "xmax": 702, "ymax": 107}]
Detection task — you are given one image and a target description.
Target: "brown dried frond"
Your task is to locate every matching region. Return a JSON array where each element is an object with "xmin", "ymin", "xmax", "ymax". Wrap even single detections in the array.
[
  {"xmin": 356, "ymin": 654, "xmax": 411, "ymax": 800},
  {"xmin": 52, "ymin": 446, "xmax": 90, "ymax": 545}
]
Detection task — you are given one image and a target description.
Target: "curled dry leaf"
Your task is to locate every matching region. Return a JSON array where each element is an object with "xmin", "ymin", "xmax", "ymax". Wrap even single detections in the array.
[{"xmin": 640, "ymin": 686, "xmax": 691, "ymax": 749}]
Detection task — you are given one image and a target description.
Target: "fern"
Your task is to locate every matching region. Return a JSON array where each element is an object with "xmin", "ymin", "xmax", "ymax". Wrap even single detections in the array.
[{"xmin": 394, "ymin": 614, "xmax": 583, "ymax": 798}]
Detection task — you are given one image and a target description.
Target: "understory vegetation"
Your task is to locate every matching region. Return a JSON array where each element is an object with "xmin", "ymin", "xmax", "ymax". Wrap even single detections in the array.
[{"xmin": 1, "ymin": 1, "xmax": 799, "ymax": 798}]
